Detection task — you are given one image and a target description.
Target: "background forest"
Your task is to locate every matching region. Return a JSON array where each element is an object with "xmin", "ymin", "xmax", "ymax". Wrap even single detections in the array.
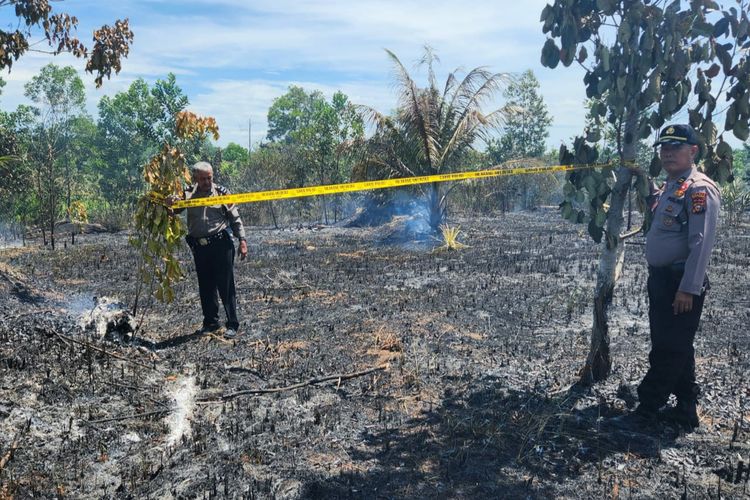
[{"xmin": 3, "ymin": 62, "xmax": 746, "ymax": 246}]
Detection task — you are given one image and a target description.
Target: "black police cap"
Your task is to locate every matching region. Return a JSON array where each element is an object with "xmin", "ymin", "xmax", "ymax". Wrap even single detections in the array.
[{"xmin": 654, "ymin": 124, "xmax": 700, "ymax": 146}]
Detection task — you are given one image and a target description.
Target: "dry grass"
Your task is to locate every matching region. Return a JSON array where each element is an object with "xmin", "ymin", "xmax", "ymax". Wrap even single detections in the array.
[{"xmin": 434, "ymin": 225, "xmax": 468, "ymax": 252}]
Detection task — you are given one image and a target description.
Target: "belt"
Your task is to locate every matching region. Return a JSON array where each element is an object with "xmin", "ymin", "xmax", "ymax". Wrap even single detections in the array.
[
  {"xmin": 648, "ymin": 262, "xmax": 685, "ymax": 274},
  {"xmin": 186, "ymin": 230, "xmax": 228, "ymax": 248}
]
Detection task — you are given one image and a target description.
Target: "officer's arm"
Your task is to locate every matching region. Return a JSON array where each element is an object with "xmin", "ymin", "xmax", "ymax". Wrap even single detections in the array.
[
  {"xmin": 679, "ymin": 184, "xmax": 720, "ymax": 295},
  {"xmin": 224, "ymin": 202, "xmax": 246, "ymax": 241},
  {"xmin": 223, "ymin": 200, "xmax": 248, "ymax": 260}
]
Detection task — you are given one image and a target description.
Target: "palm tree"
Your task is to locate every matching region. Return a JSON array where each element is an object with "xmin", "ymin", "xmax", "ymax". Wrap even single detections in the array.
[{"xmin": 359, "ymin": 47, "xmax": 512, "ymax": 229}]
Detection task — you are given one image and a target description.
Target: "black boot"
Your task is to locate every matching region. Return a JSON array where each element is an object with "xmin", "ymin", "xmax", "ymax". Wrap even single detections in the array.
[{"xmin": 658, "ymin": 400, "xmax": 699, "ymax": 431}]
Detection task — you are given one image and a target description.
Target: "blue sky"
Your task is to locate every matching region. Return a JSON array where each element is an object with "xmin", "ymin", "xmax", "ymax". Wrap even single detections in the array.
[{"xmin": 0, "ymin": 0, "xmax": 629, "ymax": 150}]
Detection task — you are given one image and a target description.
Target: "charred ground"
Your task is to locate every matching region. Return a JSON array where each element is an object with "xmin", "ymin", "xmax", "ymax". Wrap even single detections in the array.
[{"xmin": 1, "ymin": 209, "xmax": 749, "ymax": 499}]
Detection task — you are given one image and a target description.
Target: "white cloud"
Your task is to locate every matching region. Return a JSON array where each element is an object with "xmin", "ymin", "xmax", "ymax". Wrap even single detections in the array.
[{"xmin": 1, "ymin": 0, "xmax": 595, "ymax": 151}]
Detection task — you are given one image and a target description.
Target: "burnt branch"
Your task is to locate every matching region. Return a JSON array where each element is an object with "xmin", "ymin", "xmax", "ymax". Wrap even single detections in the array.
[{"xmin": 200, "ymin": 364, "xmax": 390, "ymax": 402}]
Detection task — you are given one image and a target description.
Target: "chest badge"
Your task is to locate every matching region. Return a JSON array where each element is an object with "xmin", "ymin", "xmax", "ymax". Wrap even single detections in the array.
[
  {"xmin": 663, "ymin": 216, "xmax": 674, "ymax": 227},
  {"xmin": 674, "ymin": 177, "xmax": 690, "ymax": 199},
  {"xmin": 665, "ymin": 205, "xmax": 673, "ymax": 213}
]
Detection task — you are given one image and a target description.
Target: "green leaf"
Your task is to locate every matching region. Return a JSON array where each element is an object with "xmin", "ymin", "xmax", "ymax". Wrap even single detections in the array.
[
  {"xmin": 692, "ymin": 21, "xmax": 714, "ymax": 38},
  {"xmin": 588, "ymin": 219, "xmax": 604, "ymax": 243},
  {"xmin": 541, "ymin": 39, "xmax": 560, "ymax": 69},
  {"xmin": 738, "ymin": 93, "xmax": 750, "ymax": 116},
  {"xmin": 716, "ymin": 139, "xmax": 732, "ymax": 158},
  {"xmin": 586, "ymin": 128, "xmax": 601, "ymax": 142},
  {"xmin": 600, "ymin": 46, "xmax": 611, "ymax": 72},
  {"xmin": 583, "ymin": 174, "xmax": 597, "ymax": 194},
  {"xmin": 733, "ymin": 120, "xmax": 749, "ymax": 141},
  {"xmin": 561, "ymin": 43, "xmax": 577, "ymax": 67},
  {"xmin": 704, "ymin": 63, "xmax": 721, "ymax": 79},
  {"xmin": 636, "ymin": 174, "xmax": 650, "ymax": 197},
  {"xmin": 596, "ymin": 0, "xmax": 617, "ymax": 16},
  {"xmin": 594, "ymin": 207, "xmax": 607, "ymax": 227},
  {"xmin": 724, "ymin": 104, "xmax": 738, "ymax": 132},
  {"xmin": 661, "ymin": 89, "xmax": 678, "ymax": 114},
  {"xmin": 578, "ymin": 46, "xmax": 588, "ymax": 64},
  {"xmin": 561, "ymin": 201, "xmax": 573, "ymax": 219},
  {"xmin": 561, "ymin": 22, "xmax": 578, "ymax": 51},
  {"xmin": 649, "ymin": 155, "xmax": 662, "ymax": 177},
  {"xmin": 714, "ymin": 17, "xmax": 730, "ymax": 38},
  {"xmin": 716, "ymin": 43, "xmax": 733, "ymax": 75}
]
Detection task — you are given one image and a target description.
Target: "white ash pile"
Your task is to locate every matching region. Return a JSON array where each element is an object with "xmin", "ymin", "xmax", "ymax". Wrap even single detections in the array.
[{"xmin": 74, "ymin": 296, "xmax": 137, "ymax": 344}]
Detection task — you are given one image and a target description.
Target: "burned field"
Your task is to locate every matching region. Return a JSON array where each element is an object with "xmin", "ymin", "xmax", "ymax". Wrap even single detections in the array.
[{"xmin": 1, "ymin": 209, "xmax": 749, "ymax": 499}]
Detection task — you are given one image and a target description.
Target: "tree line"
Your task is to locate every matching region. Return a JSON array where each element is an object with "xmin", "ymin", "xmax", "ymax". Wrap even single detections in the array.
[{"xmin": 0, "ymin": 59, "xmax": 575, "ymax": 241}]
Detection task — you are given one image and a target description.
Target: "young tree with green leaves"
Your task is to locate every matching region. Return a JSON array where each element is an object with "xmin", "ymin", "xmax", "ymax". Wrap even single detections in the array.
[
  {"xmin": 487, "ymin": 70, "xmax": 554, "ymax": 210},
  {"xmin": 491, "ymin": 70, "xmax": 552, "ymax": 160},
  {"xmin": 132, "ymin": 111, "xmax": 219, "ymax": 311},
  {"xmin": 24, "ymin": 63, "xmax": 86, "ymax": 249},
  {"xmin": 97, "ymin": 75, "xmax": 189, "ymax": 213},
  {"xmin": 541, "ymin": 0, "xmax": 750, "ymax": 383},
  {"xmin": 267, "ymin": 85, "xmax": 364, "ymax": 223}
]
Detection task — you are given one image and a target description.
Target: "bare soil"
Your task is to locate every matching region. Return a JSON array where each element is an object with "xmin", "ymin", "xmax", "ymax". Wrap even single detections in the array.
[{"xmin": 1, "ymin": 209, "xmax": 749, "ymax": 499}]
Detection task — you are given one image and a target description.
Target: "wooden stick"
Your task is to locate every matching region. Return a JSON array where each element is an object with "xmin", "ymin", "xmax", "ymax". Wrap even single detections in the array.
[
  {"xmin": 0, "ymin": 440, "xmax": 19, "ymax": 472},
  {"xmin": 0, "ymin": 420, "xmax": 30, "ymax": 473},
  {"xmin": 199, "ymin": 364, "xmax": 389, "ymax": 403},
  {"xmin": 85, "ymin": 408, "xmax": 172, "ymax": 425},
  {"xmin": 54, "ymin": 332, "xmax": 157, "ymax": 371}
]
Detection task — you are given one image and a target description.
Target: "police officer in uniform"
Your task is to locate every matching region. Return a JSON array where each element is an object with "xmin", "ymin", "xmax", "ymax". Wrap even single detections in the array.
[
  {"xmin": 171, "ymin": 161, "xmax": 248, "ymax": 338},
  {"xmin": 631, "ymin": 124, "xmax": 721, "ymax": 430}
]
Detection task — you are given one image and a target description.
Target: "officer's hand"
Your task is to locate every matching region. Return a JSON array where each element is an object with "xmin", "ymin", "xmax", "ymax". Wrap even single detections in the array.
[
  {"xmin": 673, "ymin": 291, "xmax": 694, "ymax": 315},
  {"xmin": 238, "ymin": 240, "xmax": 248, "ymax": 261},
  {"xmin": 165, "ymin": 195, "xmax": 179, "ymax": 216}
]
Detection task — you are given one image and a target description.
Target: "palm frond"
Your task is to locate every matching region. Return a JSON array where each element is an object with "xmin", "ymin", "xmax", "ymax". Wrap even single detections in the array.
[
  {"xmin": 386, "ymin": 50, "xmax": 440, "ymax": 170},
  {"xmin": 419, "ymin": 44, "xmax": 440, "ymax": 93}
]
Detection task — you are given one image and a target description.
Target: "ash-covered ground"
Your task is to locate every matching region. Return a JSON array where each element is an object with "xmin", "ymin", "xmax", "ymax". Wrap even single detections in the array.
[{"xmin": 1, "ymin": 209, "xmax": 749, "ymax": 499}]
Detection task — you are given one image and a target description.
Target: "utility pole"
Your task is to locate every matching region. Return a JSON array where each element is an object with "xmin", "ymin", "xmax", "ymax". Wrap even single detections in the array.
[{"xmin": 248, "ymin": 118, "xmax": 252, "ymax": 154}]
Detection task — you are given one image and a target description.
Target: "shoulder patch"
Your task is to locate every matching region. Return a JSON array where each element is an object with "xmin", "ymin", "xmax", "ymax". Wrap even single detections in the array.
[
  {"xmin": 691, "ymin": 190, "xmax": 707, "ymax": 214},
  {"xmin": 216, "ymin": 185, "xmax": 230, "ymax": 195}
]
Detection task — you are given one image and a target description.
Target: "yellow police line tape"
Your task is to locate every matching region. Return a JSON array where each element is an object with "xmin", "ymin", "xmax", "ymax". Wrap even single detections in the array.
[{"xmin": 167, "ymin": 162, "xmax": 616, "ymax": 209}]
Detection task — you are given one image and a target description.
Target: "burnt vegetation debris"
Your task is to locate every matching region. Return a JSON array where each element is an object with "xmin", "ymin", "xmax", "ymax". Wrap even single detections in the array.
[{"xmin": 0, "ymin": 209, "xmax": 748, "ymax": 498}]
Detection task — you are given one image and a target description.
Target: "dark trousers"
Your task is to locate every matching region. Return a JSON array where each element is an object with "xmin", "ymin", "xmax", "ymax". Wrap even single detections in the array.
[
  {"xmin": 637, "ymin": 266, "xmax": 707, "ymax": 409},
  {"xmin": 191, "ymin": 234, "xmax": 239, "ymax": 331}
]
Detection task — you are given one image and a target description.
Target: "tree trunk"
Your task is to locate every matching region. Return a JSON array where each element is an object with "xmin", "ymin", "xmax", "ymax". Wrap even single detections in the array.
[
  {"xmin": 269, "ymin": 202, "xmax": 279, "ymax": 229},
  {"xmin": 428, "ymin": 183, "xmax": 442, "ymax": 230},
  {"xmin": 579, "ymin": 111, "xmax": 638, "ymax": 385}
]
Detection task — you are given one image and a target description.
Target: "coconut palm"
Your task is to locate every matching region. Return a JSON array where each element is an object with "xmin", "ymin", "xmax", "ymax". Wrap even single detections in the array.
[{"xmin": 359, "ymin": 48, "xmax": 512, "ymax": 230}]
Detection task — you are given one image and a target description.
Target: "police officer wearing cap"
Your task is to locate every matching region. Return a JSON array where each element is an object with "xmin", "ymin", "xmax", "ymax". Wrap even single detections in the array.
[
  {"xmin": 170, "ymin": 161, "xmax": 248, "ymax": 339},
  {"xmin": 631, "ymin": 124, "xmax": 721, "ymax": 430}
]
